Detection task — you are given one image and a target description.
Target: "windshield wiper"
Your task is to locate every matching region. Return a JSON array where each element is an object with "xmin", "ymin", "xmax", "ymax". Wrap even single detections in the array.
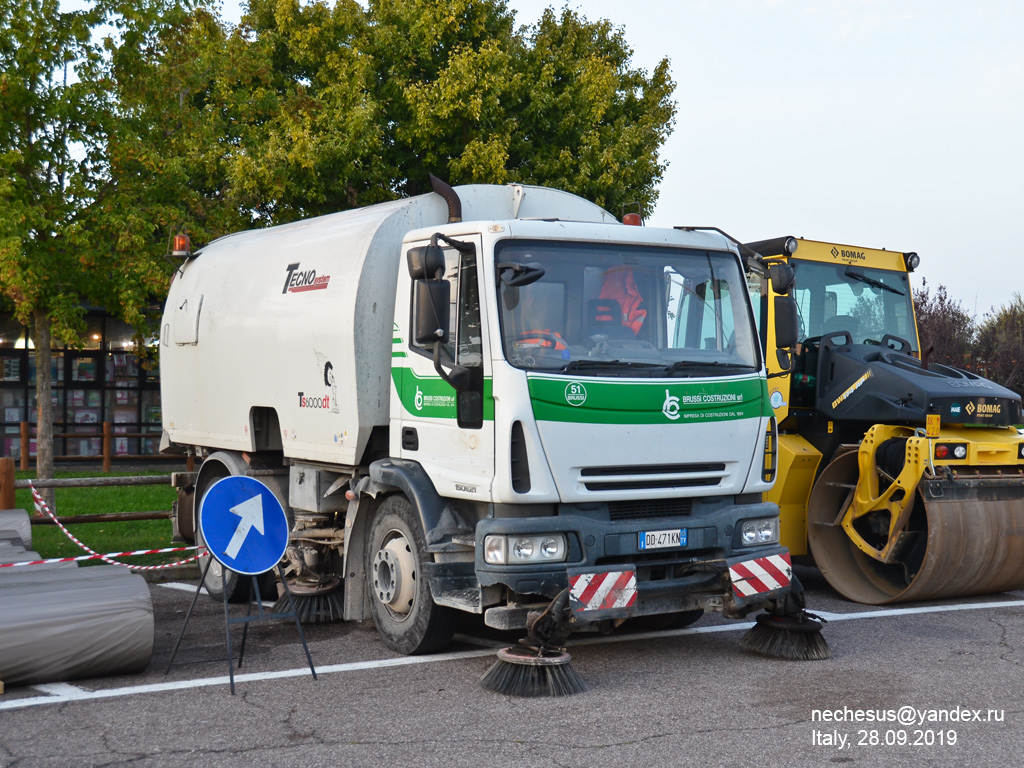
[
  {"xmin": 664, "ymin": 360, "xmax": 753, "ymax": 376},
  {"xmin": 844, "ymin": 268, "xmax": 905, "ymax": 296},
  {"xmin": 560, "ymin": 359, "xmax": 660, "ymax": 373}
]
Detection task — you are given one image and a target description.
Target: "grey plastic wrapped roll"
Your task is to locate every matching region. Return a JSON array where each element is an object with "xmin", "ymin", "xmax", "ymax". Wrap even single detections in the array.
[
  {"xmin": 0, "ymin": 509, "xmax": 32, "ymax": 550},
  {"xmin": 0, "ymin": 564, "xmax": 154, "ymax": 686},
  {"xmin": 0, "ymin": 543, "xmax": 43, "ymax": 565}
]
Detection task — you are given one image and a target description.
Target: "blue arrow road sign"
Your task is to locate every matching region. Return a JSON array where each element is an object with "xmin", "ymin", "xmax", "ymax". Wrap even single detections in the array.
[{"xmin": 198, "ymin": 476, "xmax": 289, "ymax": 575}]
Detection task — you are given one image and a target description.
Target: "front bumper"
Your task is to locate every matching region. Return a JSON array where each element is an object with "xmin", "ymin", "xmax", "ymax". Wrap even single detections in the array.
[{"xmin": 457, "ymin": 502, "xmax": 792, "ymax": 629}]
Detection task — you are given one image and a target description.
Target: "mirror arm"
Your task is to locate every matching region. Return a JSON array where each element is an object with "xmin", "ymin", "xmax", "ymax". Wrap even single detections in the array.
[
  {"xmin": 767, "ymin": 348, "xmax": 795, "ymax": 378},
  {"xmin": 432, "ymin": 233, "xmax": 475, "ymax": 255},
  {"xmin": 433, "ymin": 343, "xmax": 471, "ymax": 390}
]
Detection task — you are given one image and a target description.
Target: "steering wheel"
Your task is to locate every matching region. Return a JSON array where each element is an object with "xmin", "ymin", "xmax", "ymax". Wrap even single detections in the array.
[{"xmin": 516, "ymin": 331, "xmax": 564, "ymax": 349}]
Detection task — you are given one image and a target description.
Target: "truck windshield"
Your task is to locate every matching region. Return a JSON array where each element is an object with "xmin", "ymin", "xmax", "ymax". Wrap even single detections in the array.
[
  {"xmin": 790, "ymin": 259, "xmax": 917, "ymax": 349},
  {"xmin": 495, "ymin": 240, "xmax": 760, "ymax": 376}
]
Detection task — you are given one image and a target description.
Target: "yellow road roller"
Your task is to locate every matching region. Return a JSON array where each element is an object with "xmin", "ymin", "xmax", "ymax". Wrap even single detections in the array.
[{"xmin": 740, "ymin": 236, "xmax": 1024, "ymax": 604}]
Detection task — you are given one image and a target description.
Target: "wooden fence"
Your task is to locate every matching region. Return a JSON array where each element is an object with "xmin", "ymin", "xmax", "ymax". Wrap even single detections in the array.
[
  {"xmin": 9, "ymin": 421, "xmax": 194, "ymax": 473},
  {"xmin": 0, "ymin": 457, "xmax": 194, "ymax": 529}
]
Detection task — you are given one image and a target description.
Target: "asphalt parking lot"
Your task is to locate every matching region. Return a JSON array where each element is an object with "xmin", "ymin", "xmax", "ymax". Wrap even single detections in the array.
[{"xmin": 2, "ymin": 565, "xmax": 1023, "ymax": 768}]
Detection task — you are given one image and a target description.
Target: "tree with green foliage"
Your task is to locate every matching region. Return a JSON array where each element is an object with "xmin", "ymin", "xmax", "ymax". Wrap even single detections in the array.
[
  {"xmin": 232, "ymin": 0, "xmax": 676, "ymax": 222},
  {"xmin": 0, "ymin": 0, "xmax": 116, "ymax": 491},
  {"xmin": 976, "ymin": 293, "xmax": 1024, "ymax": 396},
  {"xmin": 0, "ymin": 0, "xmax": 201, "ymax": 489}
]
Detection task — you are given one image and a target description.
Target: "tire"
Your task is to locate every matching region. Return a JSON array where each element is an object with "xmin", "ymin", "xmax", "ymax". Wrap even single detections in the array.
[{"xmin": 366, "ymin": 495, "xmax": 457, "ymax": 655}]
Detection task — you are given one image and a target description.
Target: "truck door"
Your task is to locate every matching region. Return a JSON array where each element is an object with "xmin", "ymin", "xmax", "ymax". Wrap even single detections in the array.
[{"xmin": 392, "ymin": 235, "xmax": 494, "ymax": 499}]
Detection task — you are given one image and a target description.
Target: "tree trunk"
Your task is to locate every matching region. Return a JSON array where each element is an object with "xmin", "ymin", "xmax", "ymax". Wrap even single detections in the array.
[{"xmin": 31, "ymin": 310, "xmax": 55, "ymax": 509}]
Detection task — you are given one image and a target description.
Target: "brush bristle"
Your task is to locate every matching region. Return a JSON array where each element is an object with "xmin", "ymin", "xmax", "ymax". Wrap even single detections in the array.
[
  {"xmin": 481, "ymin": 657, "xmax": 588, "ymax": 697},
  {"xmin": 740, "ymin": 621, "xmax": 832, "ymax": 661},
  {"xmin": 274, "ymin": 590, "xmax": 345, "ymax": 624}
]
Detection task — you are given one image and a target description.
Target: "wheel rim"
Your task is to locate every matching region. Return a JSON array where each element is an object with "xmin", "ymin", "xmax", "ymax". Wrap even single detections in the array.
[{"xmin": 372, "ymin": 530, "xmax": 417, "ymax": 619}]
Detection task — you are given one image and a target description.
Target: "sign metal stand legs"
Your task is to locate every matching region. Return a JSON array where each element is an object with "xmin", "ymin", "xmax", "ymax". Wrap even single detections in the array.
[
  {"xmin": 166, "ymin": 475, "xmax": 315, "ymax": 693},
  {"xmin": 166, "ymin": 558, "xmax": 317, "ymax": 694}
]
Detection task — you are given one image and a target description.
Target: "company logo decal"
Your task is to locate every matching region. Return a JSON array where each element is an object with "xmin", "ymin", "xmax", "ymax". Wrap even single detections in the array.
[
  {"xmin": 950, "ymin": 402, "xmax": 961, "ymax": 415},
  {"xmin": 296, "ymin": 351, "xmax": 340, "ymax": 414},
  {"xmin": 830, "ymin": 246, "xmax": 866, "ymax": 261},
  {"xmin": 283, "ymin": 262, "xmax": 331, "ymax": 293},
  {"xmin": 412, "ymin": 385, "xmax": 455, "ymax": 411},
  {"xmin": 663, "ymin": 389, "xmax": 681, "ymax": 420},
  {"xmin": 565, "ymin": 382, "xmax": 588, "ymax": 407},
  {"xmin": 663, "ymin": 389, "xmax": 744, "ymax": 421},
  {"xmin": 297, "ymin": 392, "xmax": 331, "ymax": 410},
  {"xmin": 965, "ymin": 401, "xmax": 1001, "ymax": 417}
]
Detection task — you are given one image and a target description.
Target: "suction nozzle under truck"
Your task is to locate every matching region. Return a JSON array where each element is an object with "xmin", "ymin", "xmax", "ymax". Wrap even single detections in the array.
[{"xmin": 161, "ymin": 180, "xmax": 806, "ymax": 654}]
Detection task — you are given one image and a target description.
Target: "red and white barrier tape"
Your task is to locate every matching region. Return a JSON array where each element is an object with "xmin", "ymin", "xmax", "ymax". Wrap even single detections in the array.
[
  {"xmin": 0, "ymin": 546, "xmax": 202, "ymax": 569},
  {"xmin": 25, "ymin": 483, "xmax": 201, "ymax": 571}
]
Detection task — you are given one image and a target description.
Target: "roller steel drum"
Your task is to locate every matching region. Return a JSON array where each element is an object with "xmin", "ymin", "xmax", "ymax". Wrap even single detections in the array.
[{"xmin": 807, "ymin": 451, "xmax": 1024, "ymax": 604}]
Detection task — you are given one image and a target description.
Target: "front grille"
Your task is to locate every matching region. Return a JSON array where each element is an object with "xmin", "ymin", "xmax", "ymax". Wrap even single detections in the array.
[
  {"xmin": 581, "ymin": 463, "xmax": 724, "ymax": 477},
  {"xmin": 608, "ymin": 498, "xmax": 693, "ymax": 521},
  {"xmin": 579, "ymin": 463, "xmax": 727, "ymax": 492}
]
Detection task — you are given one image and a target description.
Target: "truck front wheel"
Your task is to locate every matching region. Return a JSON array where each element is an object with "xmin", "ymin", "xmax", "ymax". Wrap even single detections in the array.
[{"xmin": 366, "ymin": 495, "xmax": 456, "ymax": 655}]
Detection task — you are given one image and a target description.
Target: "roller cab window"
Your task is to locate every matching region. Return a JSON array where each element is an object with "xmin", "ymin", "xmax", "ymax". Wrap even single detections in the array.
[{"xmin": 790, "ymin": 260, "xmax": 916, "ymax": 349}]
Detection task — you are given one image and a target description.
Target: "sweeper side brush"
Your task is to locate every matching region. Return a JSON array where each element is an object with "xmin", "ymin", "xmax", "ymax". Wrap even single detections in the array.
[
  {"xmin": 481, "ymin": 646, "xmax": 587, "ymax": 697},
  {"xmin": 741, "ymin": 611, "xmax": 831, "ymax": 661},
  {"xmin": 740, "ymin": 573, "xmax": 832, "ymax": 661},
  {"xmin": 273, "ymin": 578, "xmax": 344, "ymax": 624},
  {"xmin": 481, "ymin": 588, "xmax": 587, "ymax": 697}
]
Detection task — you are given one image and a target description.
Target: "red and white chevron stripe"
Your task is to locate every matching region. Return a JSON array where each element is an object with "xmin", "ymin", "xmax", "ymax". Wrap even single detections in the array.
[
  {"xmin": 729, "ymin": 552, "xmax": 792, "ymax": 597},
  {"xmin": 569, "ymin": 569, "xmax": 638, "ymax": 613}
]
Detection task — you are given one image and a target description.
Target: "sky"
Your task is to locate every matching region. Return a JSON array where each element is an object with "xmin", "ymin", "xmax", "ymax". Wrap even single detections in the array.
[{"xmin": 216, "ymin": 1, "xmax": 1024, "ymax": 316}]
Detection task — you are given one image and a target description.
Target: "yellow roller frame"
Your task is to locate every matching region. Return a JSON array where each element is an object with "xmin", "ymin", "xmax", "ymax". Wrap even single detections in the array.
[
  {"xmin": 765, "ymin": 433, "xmax": 822, "ymax": 556},
  {"xmin": 843, "ymin": 424, "xmax": 930, "ymax": 563}
]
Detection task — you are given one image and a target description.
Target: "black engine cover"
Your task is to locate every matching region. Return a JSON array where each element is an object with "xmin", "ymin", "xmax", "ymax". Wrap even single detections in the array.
[{"xmin": 811, "ymin": 333, "xmax": 1022, "ymax": 426}]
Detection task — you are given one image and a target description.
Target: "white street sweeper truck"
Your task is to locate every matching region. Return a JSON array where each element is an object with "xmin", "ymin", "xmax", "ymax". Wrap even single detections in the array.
[{"xmin": 160, "ymin": 178, "xmax": 823, "ymax": 657}]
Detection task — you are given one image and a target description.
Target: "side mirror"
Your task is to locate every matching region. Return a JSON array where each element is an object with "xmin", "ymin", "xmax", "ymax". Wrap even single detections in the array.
[
  {"xmin": 774, "ymin": 296, "xmax": 799, "ymax": 348},
  {"xmin": 768, "ymin": 263, "xmax": 795, "ymax": 295},
  {"xmin": 408, "ymin": 245, "xmax": 446, "ymax": 280},
  {"xmin": 413, "ymin": 280, "xmax": 450, "ymax": 345}
]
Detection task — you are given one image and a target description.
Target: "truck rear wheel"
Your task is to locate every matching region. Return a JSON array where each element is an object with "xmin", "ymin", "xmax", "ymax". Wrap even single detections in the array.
[{"xmin": 366, "ymin": 495, "xmax": 456, "ymax": 655}]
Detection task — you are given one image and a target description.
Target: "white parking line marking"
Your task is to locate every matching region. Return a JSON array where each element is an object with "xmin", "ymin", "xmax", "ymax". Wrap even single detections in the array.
[
  {"xmin": 31, "ymin": 683, "xmax": 91, "ymax": 698},
  {"xmin": 2, "ymin": 592, "xmax": 1022, "ymax": 712},
  {"xmin": 1, "ymin": 650, "xmax": 496, "ymax": 710},
  {"xmin": 158, "ymin": 581, "xmax": 277, "ymax": 607}
]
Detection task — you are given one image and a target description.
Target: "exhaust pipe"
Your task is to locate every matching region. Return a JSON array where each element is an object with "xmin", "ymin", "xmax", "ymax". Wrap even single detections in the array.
[{"xmin": 429, "ymin": 174, "xmax": 462, "ymax": 223}]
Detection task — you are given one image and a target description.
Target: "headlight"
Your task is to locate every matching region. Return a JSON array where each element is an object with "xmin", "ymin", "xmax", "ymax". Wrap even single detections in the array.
[
  {"xmin": 483, "ymin": 534, "xmax": 567, "ymax": 564},
  {"xmin": 757, "ymin": 519, "xmax": 776, "ymax": 542},
  {"xmin": 739, "ymin": 518, "xmax": 779, "ymax": 547},
  {"xmin": 484, "ymin": 535, "xmax": 506, "ymax": 565},
  {"xmin": 513, "ymin": 537, "xmax": 534, "ymax": 559}
]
